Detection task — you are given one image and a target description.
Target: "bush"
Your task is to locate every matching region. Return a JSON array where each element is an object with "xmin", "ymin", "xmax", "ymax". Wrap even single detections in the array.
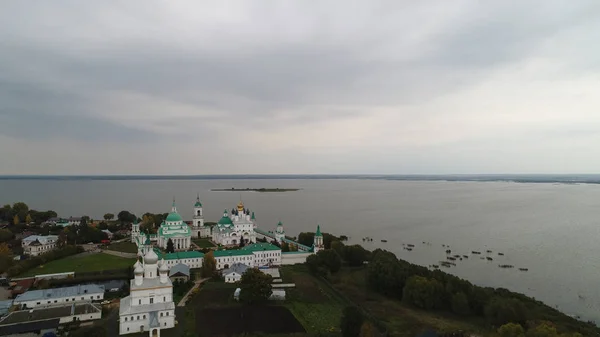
[
  {"xmin": 498, "ymin": 323, "xmax": 525, "ymax": 337},
  {"xmin": 402, "ymin": 275, "xmax": 445, "ymax": 310},
  {"xmin": 340, "ymin": 306, "xmax": 365, "ymax": 337},
  {"xmin": 484, "ymin": 297, "xmax": 527, "ymax": 326}
]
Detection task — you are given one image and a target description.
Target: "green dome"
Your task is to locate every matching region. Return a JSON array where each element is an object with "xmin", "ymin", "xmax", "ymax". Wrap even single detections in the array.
[
  {"xmin": 166, "ymin": 212, "xmax": 183, "ymax": 222},
  {"xmin": 194, "ymin": 201, "xmax": 203, "ymax": 207},
  {"xmin": 218, "ymin": 215, "xmax": 233, "ymax": 225}
]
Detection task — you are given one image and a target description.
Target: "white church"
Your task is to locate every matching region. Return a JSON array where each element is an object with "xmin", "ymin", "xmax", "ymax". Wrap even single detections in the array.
[
  {"xmin": 211, "ymin": 201, "xmax": 257, "ymax": 246},
  {"xmin": 119, "ymin": 249, "xmax": 175, "ymax": 336},
  {"xmin": 132, "ymin": 197, "xmax": 209, "ymax": 251}
]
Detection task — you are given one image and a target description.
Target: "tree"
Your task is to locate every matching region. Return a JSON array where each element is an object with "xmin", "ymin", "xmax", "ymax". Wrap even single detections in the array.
[
  {"xmin": 331, "ymin": 240, "xmax": 345, "ymax": 257},
  {"xmin": 402, "ymin": 275, "xmax": 445, "ymax": 310},
  {"xmin": 13, "ymin": 215, "xmax": 20, "ymax": 225},
  {"xmin": 526, "ymin": 323, "xmax": 558, "ymax": 337},
  {"xmin": 0, "ymin": 243, "xmax": 14, "ymax": 274},
  {"xmin": 12, "ymin": 202, "xmax": 29, "ymax": 220},
  {"xmin": 281, "ymin": 242, "xmax": 290, "ymax": 252},
  {"xmin": 451, "ymin": 292, "xmax": 471, "ymax": 316},
  {"xmin": 498, "ymin": 323, "xmax": 525, "ymax": 337},
  {"xmin": 484, "ymin": 297, "xmax": 527, "ymax": 326},
  {"xmin": 166, "ymin": 238, "xmax": 175, "ymax": 253},
  {"xmin": 343, "ymin": 244, "xmax": 369, "ymax": 266},
  {"xmin": 318, "ymin": 249, "xmax": 342, "ymax": 273},
  {"xmin": 25, "ymin": 214, "xmax": 33, "ymax": 224},
  {"xmin": 239, "ymin": 235, "xmax": 245, "ymax": 248},
  {"xmin": 201, "ymin": 251, "xmax": 216, "ymax": 278},
  {"xmin": 0, "ymin": 229, "xmax": 13, "ymax": 243},
  {"xmin": 239, "ymin": 267, "xmax": 273, "ymax": 304},
  {"xmin": 340, "ymin": 306, "xmax": 364, "ymax": 337},
  {"xmin": 117, "ymin": 210, "xmax": 136, "ymax": 223},
  {"xmin": 103, "ymin": 213, "xmax": 114, "ymax": 221},
  {"xmin": 81, "ymin": 215, "xmax": 90, "ymax": 223}
]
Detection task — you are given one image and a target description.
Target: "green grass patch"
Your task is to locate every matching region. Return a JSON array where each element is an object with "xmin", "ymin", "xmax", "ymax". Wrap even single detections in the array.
[
  {"xmin": 105, "ymin": 241, "xmax": 138, "ymax": 253},
  {"xmin": 17, "ymin": 253, "xmax": 136, "ymax": 277},
  {"xmin": 280, "ymin": 265, "xmax": 345, "ymax": 334},
  {"xmin": 192, "ymin": 238, "xmax": 216, "ymax": 248},
  {"xmin": 330, "ymin": 267, "xmax": 494, "ymax": 337}
]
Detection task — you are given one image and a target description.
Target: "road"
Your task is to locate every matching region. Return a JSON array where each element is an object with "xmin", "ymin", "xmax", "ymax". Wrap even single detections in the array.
[{"xmin": 178, "ymin": 277, "xmax": 210, "ymax": 306}]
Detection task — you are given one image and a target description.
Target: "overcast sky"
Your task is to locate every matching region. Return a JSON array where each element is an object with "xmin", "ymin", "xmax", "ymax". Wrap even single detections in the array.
[{"xmin": 1, "ymin": 1, "xmax": 599, "ymax": 175}]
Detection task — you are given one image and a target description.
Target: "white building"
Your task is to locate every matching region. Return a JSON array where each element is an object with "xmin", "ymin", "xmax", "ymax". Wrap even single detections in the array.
[
  {"xmin": 14, "ymin": 284, "xmax": 104, "ymax": 309},
  {"xmin": 119, "ymin": 249, "xmax": 175, "ymax": 336},
  {"xmin": 21, "ymin": 235, "xmax": 59, "ymax": 256},
  {"xmin": 191, "ymin": 195, "xmax": 210, "ymax": 238},
  {"xmin": 212, "ymin": 201, "xmax": 257, "ymax": 246},
  {"xmin": 213, "ymin": 242, "xmax": 282, "ymax": 270},
  {"xmin": 222, "ymin": 263, "xmax": 249, "ymax": 283},
  {"xmin": 156, "ymin": 200, "xmax": 192, "ymax": 251},
  {"xmin": 274, "ymin": 221, "xmax": 285, "ymax": 243},
  {"xmin": 161, "ymin": 251, "xmax": 203, "ymax": 269}
]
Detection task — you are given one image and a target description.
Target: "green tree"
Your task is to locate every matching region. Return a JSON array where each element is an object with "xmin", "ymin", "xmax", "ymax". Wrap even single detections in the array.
[
  {"xmin": 201, "ymin": 251, "xmax": 216, "ymax": 278},
  {"xmin": 526, "ymin": 323, "xmax": 558, "ymax": 337},
  {"xmin": 484, "ymin": 297, "xmax": 527, "ymax": 326},
  {"xmin": 498, "ymin": 323, "xmax": 525, "ymax": 337},
  {"xmin": 340, "ymin": 306, "xmax": 364, "ymax": 337},
  {"xmin": 239, "ymin": 267, "xmax": 273, "ymax": 304},
  {"xmin": 281, "ymin": 242, "xmax": 290, "ymax": 252},
  {"xmin": 451, "ymin": 292, "xmax": 471, "ymax": 316},
  {"xmin": 318, "ymin": 249, "xmax": 342, "ymax": 273},
  {"xmin": 13, "ymin": 215, "xmax": 20, "ymax": 225},
  {"xmin": 0, "ymin": 243, "xmax": 14, "ymax": 274},
  {"xmin": 117, "ymin": 210, "xmax": 136, "ymax": 223},
  {"xmin": 12, "ymin": 202, "xmax": 29, "ymax": 220},
  {"xmin": 103, "ymin": 213, "xmax": 114, "ymax": 221},
  {"xmin": 343, "ymin": 244, "xmax": 369, "ymax": 266},
  {"xmin": 402, "ymin": 275, "xmax": 445, "ymax": 310},
  {"xmin": 331, "ymin": 240, "xmax": 345, "ymax": 257},
  {"xmin": 0, "ymin": 229, "xmax": 14, "ymax": 243},
  {"xmin": 166, "ymin": 238, "xmax": 175, "ymax": 253}
]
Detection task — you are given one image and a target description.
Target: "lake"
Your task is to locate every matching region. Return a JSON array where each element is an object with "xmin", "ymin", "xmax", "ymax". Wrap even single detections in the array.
[{"xmin": 0, "ymin": 177, "xmax": 598, "ymax": 322}]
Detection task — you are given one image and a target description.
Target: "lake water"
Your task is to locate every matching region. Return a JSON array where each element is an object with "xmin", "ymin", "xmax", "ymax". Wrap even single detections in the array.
[{"xmin": 0, "ymin": 177, "xmax": 598, "ymax": 322}]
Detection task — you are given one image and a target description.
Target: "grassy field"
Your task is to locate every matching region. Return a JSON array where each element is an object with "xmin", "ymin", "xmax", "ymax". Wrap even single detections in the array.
[
  {"xmin": 18, "ymin": 253, "xmax": 136, "ymax": 277},
  {"xmin": 105, "ymin": 241, "xmax": 138, "ymax": 253},
  {"xmin": 330, "ymin": 267, "xmax": 495, "ymax": 337},
  {"xmin": 281, "ymin": 265, "xmax": 345, "ymax": 335},
  {"xmin": 192, "ymin": 238, "xmax": 216, "ymax": 248}
]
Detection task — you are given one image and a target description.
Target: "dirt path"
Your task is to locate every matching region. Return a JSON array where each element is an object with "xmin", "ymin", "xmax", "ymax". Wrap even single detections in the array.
[{"xmin": 178, "ymin": 277, "xmax": 210, "ymax": 306}]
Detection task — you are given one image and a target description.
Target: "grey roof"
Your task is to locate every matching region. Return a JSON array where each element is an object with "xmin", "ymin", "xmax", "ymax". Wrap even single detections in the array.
[
  {"xmin": 223, "ymin": 263, "xmax": 249, "ymax": 276},
  {"xmin": 119, "ymin": 296, "xmax": 175, "ymax": 315},
  {"xmin": 14, "ymin": 284, "xmax": 104, "ymax": 303},
  {"xmin": 0, "ymin": 300, "xmax": 13, "ymax": 316},
  {"xmin": 22, "ymin": 235, "xmax": 59, "ymax": 246},
  {"xmin": 168, "ymin": 263, "xmax": 190, "ymax": 277},
  {"xmin": 0, "ymin": 318, "xmax": 60, "ymax": 335}
]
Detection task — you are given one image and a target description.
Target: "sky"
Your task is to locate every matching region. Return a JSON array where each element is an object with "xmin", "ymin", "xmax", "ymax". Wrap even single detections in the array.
[{"xmin": 1, "ymin": 1, "xmax": 600, "ymax": 175}]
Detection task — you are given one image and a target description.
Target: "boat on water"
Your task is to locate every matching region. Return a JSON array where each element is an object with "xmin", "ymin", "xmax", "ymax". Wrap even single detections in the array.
[{"xmin": 381, "ymin": 239, "xmax": 388, "ymax": 243}]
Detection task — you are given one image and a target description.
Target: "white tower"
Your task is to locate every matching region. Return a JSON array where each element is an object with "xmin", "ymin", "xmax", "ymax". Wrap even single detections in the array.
[
  {"xmin": 131, "ymin": 218, "xmax": 140, "ymax": 243},
  {"xmin": 313, "ymin": 224, "xmax": 324, "ymax": 253},
  {"xmin": 158, "ymin": 259, "xmax": 169, "ymax": 284},
  {"xmin": 143, "ymin": 249, "xmax": 159, "ymax": 279},
  {"xmin": 275, "ymin": 221, "xmax": 285, "ymax": 243},
  {"xmin": 192, "ymin": 194, "xmax": 204, "ymax": 238}
]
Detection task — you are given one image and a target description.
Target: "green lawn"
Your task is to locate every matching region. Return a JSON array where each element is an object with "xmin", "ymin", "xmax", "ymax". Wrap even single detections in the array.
[
  {"xmin": 105, "ymin": 241, "xmax": 138, "ymax": 254},
  {"xmin": 18, "ymin": 253, "xmax": 136, "ymax": 277},
  {"xmin": 192, "ymin": 238, "xmax": 216, "ymax": 248},
  {"xmin": 281, "ymin": 265, "xmax": 345, "ymax": 334}
]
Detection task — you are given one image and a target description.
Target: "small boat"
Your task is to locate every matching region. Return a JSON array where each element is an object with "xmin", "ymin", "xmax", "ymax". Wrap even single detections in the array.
[
  {"xmin": 486, "ymin": 257, "xmax": 493, "ymax": 261},
  {"xmin": 381, "ymin": 239, "xmax": 387, "ymax": 243},
  {"xmin": 519, "ymin": 268, "xmax": 528, "ymax": 271},
  {"xmin": 498, "ymin": 252, "xmax": 504, "ymax": 256}
]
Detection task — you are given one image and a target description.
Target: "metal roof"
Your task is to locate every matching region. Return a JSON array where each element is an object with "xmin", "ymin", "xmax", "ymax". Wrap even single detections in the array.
[
  {"xmin": 168, "ymin": 263, "xmax": 190, "ymax": 277},
  {"xmin": 14, "ymin": 284, "xmax": 104, "ymax": 303},
  {"xmin": 222, "ymin": 263, "xmax": 250, "ymax": 275}
]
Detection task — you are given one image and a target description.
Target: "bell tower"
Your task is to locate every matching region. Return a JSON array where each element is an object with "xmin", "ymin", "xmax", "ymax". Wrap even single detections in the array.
[{"xmin": 192, "ymin": 194, "xmax": 204, "ymax": 238}]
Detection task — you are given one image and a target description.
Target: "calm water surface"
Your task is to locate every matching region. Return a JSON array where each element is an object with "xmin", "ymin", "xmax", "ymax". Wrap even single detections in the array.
[{"xmin": 0, "ymin": 179, "xmax": 598, "ymax": 322}]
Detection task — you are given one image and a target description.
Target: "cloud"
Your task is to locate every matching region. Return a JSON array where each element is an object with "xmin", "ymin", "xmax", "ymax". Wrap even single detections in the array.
[{"xmin": 1, "ymin": 0, "xmax": 600, "ymax": 174}]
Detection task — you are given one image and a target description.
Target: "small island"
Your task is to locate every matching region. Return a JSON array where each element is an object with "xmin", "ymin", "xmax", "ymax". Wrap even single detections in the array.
[{"xmin": 211, "ymin": 187, "xmax": 301, "ymax": 192}]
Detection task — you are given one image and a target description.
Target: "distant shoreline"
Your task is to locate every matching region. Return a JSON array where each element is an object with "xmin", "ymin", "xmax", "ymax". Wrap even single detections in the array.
[
  {"xmin": 210, "ymin": 188, "xmax": 300, "ymax": 192},
  {"xmin": 1, "ymin": 174, "xmax": 600, "ymax": 185}
]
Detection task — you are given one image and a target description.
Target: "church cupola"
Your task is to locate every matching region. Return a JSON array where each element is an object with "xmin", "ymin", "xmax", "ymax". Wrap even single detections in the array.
[
  {"xmin": 143, "ymin": 249, "xmax": 159, "ymax": 279},
  {"xmin": 159, "ymin": 258, "xmax": 169, "ymax": 284},
  {"xmin": 314, "ymin": 224, "xmax": 324, "ymax": 253},
  {"xmin": 134, "ymin": 260, "xmax": 144, "ymax": 286},
  {"xmin": 275, "ymin": 221, "xmax": 285, "ymax": 243},
  {"xmin": 194, "ymin": 194, "xmax": 203, "ymax": 217}
]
